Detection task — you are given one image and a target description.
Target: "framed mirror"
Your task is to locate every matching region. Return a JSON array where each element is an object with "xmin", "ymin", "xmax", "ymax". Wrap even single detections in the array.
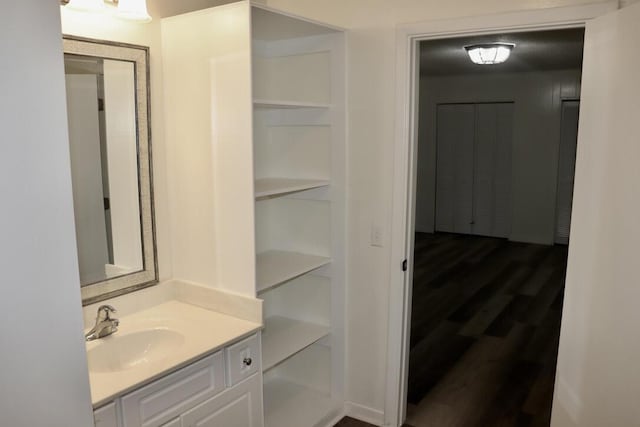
[{"xmin": 63, "ymin": 36, "xmax": 157, "ymax": 305}]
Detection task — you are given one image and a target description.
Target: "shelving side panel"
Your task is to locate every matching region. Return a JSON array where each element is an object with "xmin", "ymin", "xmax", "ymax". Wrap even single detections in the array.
[
  {"xmin": 263, "ymin": 343, "xmax": 340, "ymax": 427},
  {"xmin": 161, "ymin": 3, "xmax": 256, "ymax": 296},
  {"xmin": 262, "ymin": 274, "xmax": 331, "ymax": 326},
  {"xmin": 254, "ymin": 124, "xmax": 332, "ymax": 181},
  {"xmin": 327, "ymin": 31, "xmax": 347, "ymax": 405},
  {"xmin": 263, "ymin": 378, "xmax": 334, "ymax": 427},
  {"xmin": 253, "ymin": 52, "xmax": 332, "ymax": 105},
  {"xmin": 265, "ymin": 342, "xmax": 332, "ymax": 395},
  {"xmin": 255, "ymin": 198, "xmax": 331, "ymax": 257},
  {"xmin": 262, "ymin": 316, "xmax": 330, "ymax": 371}
]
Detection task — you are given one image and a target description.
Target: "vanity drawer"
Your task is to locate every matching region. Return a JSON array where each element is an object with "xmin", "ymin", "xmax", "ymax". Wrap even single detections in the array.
[
  {"xmin": 122, "ymin": 352, "xmax": 225, "ymax": 427},
  {"xmin": 94, "ymin": 402, "xmax": 118, "ymax": 427},
  {"xmin": 225, "ymin": 333, "xmax": 260, "ymax": 386}
]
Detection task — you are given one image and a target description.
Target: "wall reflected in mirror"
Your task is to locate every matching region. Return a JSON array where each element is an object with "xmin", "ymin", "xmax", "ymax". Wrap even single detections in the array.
[
  {"xmin": 63, "ymin": 36, "xmax": 156, "ymax": 305},
  {"xmin": 64, "ymin": 54, "xmax": 142, "ymax": 285}
]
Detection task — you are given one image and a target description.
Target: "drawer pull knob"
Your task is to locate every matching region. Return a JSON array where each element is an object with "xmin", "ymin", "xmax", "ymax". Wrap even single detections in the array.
[{"xmin": 243, "ymin": 357, "xmax": 252, "ymax": 367}]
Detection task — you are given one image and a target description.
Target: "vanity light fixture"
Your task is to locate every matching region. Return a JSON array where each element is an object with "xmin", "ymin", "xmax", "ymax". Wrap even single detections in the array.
[
  {"xmin": 464, "ymin": 43, "xmax": 515, "ymax": 65},
  {"xmin": 116, "ymin": 0, "xmax": 152, "ymax": 23},
  {"xmin": 65, "ymin": 0, "xmax": 107, "ymax": 13},
  {"xmin": 61, "ymin": 0, "xmax": 152, "ymax": 23}
]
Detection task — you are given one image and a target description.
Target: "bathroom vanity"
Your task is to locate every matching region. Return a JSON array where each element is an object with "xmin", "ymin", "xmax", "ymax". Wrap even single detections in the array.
[{"xmin": 88, "ymin": 299, "xmax": 263, "ymax": 427}]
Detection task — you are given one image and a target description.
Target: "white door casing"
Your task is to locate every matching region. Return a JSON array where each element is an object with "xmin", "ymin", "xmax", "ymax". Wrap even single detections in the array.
[{"xmin": 387, "ymin": 2, "xmax": 618, "ymax": 426}]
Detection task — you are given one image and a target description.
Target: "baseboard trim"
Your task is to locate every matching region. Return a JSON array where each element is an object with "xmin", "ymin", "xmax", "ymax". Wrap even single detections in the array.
[{"xmin": 344, "ymin": 401, "xmax": 385, "ymax": 426}]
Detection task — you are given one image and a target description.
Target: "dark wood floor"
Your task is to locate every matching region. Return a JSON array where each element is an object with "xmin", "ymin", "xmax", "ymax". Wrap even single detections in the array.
[
  {"xmin": 405, "ymin": 232, "xmax": 566, "ymax": 427},
  {"xmin": 333, "ymin": 416, "xmax": 414, "ymax": 427}
]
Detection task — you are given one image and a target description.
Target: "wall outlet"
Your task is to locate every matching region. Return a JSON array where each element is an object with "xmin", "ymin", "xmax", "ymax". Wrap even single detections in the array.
[{"xmin": 371, "ymin": 225, "xmax": 383, "ymax": 247}]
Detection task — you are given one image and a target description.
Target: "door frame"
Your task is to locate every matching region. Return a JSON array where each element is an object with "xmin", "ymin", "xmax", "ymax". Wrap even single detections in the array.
[{"xmin": 385, "ymin": 2, "xmax": 617, "ymax": 426}]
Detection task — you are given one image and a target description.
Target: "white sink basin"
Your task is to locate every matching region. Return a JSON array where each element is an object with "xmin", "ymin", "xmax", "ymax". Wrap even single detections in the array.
[{"xmin": 87, "ymin": 329, "xmax": 185, "ymax": 373}]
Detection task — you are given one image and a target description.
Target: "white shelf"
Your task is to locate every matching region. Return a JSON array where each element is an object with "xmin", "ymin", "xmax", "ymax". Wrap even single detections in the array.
[
  {"xmin": 262, "ymin": 316, "xmax": 330, "ymax": 371},
  {"xmin": 255, "ymin": 178, "xmax": 329, "ymax": 198},
  {"xmin": 254, "ymin": 99, "xmax": 331, "ymax": 109},
  {"xmin": 264, "ymin": 378, "xmax": 334, "ymax": 427},
  {"xmin": 256, "ymin": 250, "xmax": 330, "ymax": 293}
]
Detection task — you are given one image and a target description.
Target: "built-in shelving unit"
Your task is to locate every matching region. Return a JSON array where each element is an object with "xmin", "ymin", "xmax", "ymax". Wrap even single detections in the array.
[
  {"xmin": 262, "ymin": 316, "xmax": 330, "ymax": 371},
  {"xmin": 254, "ymin": 178, "xmax": 330, "ymax": 199},
  {"xmin": 253, "ymin": 99, "xmax": 332, "ymax": 109},
  {"xmin": 263, "ymin": 378, "xmax": 334, "ymax": 427},
  {"xmin": 256, "ymin": 250, "xmax": 330, "ymax": 293},
  {"xmin": 252, "ymin": 5, "xmax": 345, "ymax": 426},
  {"xmin": 162, "ymin": 3, "xmax": 345, "ymax": 426}
]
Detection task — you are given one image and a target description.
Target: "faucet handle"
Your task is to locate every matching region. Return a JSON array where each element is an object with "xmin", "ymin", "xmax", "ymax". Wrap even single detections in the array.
[{"xmin": 96, "ymin": 304, "xmax": 117, "ymax": 320}]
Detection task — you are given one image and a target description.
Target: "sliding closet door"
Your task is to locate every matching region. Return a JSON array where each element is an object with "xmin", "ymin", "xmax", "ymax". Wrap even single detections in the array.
[
  {"xmin": 435, "ymin": 104, "xmax": 475, "ymax": 234},
  {"xmin": 473, "ymin": 103, "xmax": 513, "ymax": 238}
]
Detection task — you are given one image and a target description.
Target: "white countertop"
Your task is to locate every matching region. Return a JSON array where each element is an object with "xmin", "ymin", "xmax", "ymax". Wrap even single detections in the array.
[{"xmin": 86, "ymin": 300, "xmax": 262, "ymax": 407}]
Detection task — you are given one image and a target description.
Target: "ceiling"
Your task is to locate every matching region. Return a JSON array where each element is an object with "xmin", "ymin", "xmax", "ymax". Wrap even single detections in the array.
[{"xmin": 420, "ymin": 28, "xmax": 585, "ymax": 76}]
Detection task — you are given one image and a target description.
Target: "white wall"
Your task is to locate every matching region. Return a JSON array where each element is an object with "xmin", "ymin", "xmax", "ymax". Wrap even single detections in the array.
[
  {"xmin": 551, "ymin": 2, "xmax": 640, "ymax": 426},
  {"xmin": 258, "ymin": 0, "xmax": 603, "ymax": 418},
  {"xmin": 0, "ymin": 2, "xmax": 94, "ymax": 426},
  {"xmin": 66, "ymin": 74, "xmax": 112, "ymax": 283},
  {"xmin": 415, "ymin": 70, "xmax": 582, "ymax": 244},
  {"xmin": 103, "ymin": 60, "xmax": 143, "ymax": 272}
]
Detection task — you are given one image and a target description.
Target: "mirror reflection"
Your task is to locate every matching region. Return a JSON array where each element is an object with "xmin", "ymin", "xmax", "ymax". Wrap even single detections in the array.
[
  {"xmin": 63, "ymin": 36, "xmax": 156, "ymax": 305},
  {"xmin": 64, "ymin": 54, "xmax": 142, "ymax": 285}
]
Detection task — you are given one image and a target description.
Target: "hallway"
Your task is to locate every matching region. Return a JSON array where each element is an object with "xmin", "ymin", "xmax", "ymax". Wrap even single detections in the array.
[{"xmin": 406, "ymin": 233, "xmax": 567, "ymax": 426}]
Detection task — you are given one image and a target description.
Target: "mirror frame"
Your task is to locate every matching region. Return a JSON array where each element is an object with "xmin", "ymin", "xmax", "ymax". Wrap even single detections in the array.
[{"xmin": 63, "ymin": 35, "xmax": 158, "ymax": 305}]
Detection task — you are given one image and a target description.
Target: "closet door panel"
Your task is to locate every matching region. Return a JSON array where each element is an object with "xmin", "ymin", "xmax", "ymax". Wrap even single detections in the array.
[
  {"xmin": 473, "ymin": 103, "xmax": 497, "ymax": 237},
  {"xmin": 473, "ymin": 103, "xmax": 513, "ymax": 238},
  {"xmin": 492, "ymin": 103, "xmax": 514, "ymax": 238},
  {"xmin": 435, "ymin": 104, "xmax": 475, "ymax": 234}
]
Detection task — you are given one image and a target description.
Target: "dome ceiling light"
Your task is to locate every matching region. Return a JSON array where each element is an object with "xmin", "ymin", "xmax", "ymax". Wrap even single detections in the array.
[{"xmin": 464, "ymin": 43, "xmax": 515, "ymax": 65}]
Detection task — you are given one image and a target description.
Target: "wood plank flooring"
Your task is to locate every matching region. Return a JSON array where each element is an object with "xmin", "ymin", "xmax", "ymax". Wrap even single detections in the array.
[
  {"xmin": 406, "ymin": 232, "xmax": 567, "ymax": 427},
  {"xmin": 333, "ymin": 416, "xmax": 415, "ymax": 427}
]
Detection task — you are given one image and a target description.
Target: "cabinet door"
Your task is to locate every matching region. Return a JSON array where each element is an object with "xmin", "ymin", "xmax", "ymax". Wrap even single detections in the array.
[
  {"xmin": 181, "ymin": 374, "xmax": 263, "ymax": 427},
  {"xmin": 94, "ymin": 402, "xmax": 118, "ymax": 427},
  {"xmin": 121, "ymin": 352, "xmax": 225, "ymax": 427}
]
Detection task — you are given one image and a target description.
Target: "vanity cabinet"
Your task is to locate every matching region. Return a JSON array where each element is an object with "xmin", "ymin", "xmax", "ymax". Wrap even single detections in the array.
[
  {"xmin": 94, "ymin": 402, "xmax": 118, "ymax": 427},
  {"xmin": 162, "ymin": 3, "xmax": 346, "ymax": 426},
  {"xmin": 94, "ymin": 333, "xmax": 262, "ymax": 427}
]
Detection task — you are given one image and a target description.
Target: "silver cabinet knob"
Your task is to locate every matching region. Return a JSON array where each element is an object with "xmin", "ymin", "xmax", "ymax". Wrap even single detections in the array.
[{"xmin": 243, "ymin": 357, "xmax": 252, "ymax": 367}]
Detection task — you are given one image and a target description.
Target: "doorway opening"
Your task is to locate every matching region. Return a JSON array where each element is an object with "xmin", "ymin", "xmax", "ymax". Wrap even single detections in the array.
[{"xmin": 405, "ymin": 28, "xmax": 583, "ymax": 426}]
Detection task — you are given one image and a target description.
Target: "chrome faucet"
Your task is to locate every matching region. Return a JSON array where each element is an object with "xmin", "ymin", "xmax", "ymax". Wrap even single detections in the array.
[{"xmin": 85, "ymin": 305, "xmax": 119, "ymax": 341}]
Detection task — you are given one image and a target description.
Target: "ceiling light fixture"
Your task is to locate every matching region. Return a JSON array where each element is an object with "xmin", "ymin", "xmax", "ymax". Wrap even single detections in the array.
[
  {"xmin": 61, "ymin": 0, "xmax": 152, "ymax": 23},
  {"xmin": 464, "ymin": 43, "xmax": 515, "ymax": 65}
]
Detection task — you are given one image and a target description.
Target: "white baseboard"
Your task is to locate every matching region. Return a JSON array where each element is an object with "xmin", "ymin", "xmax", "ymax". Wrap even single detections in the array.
[
  {"xmin": 317, "ymin": 412, "xmax": 347, "ymax": 427},
  {"xmin": 344, "ymin": 401, "xmax": 384, "ymax": 426}
]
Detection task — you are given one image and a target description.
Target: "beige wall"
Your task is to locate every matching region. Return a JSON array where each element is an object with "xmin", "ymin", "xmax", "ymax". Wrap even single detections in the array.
[
  {"xmin": 264, "ymin": 0, "xmax": 602, "ymax": 416},
  {"xmin": 61, "ymin": 0, "xmax": 246, "ymax": 287}
]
